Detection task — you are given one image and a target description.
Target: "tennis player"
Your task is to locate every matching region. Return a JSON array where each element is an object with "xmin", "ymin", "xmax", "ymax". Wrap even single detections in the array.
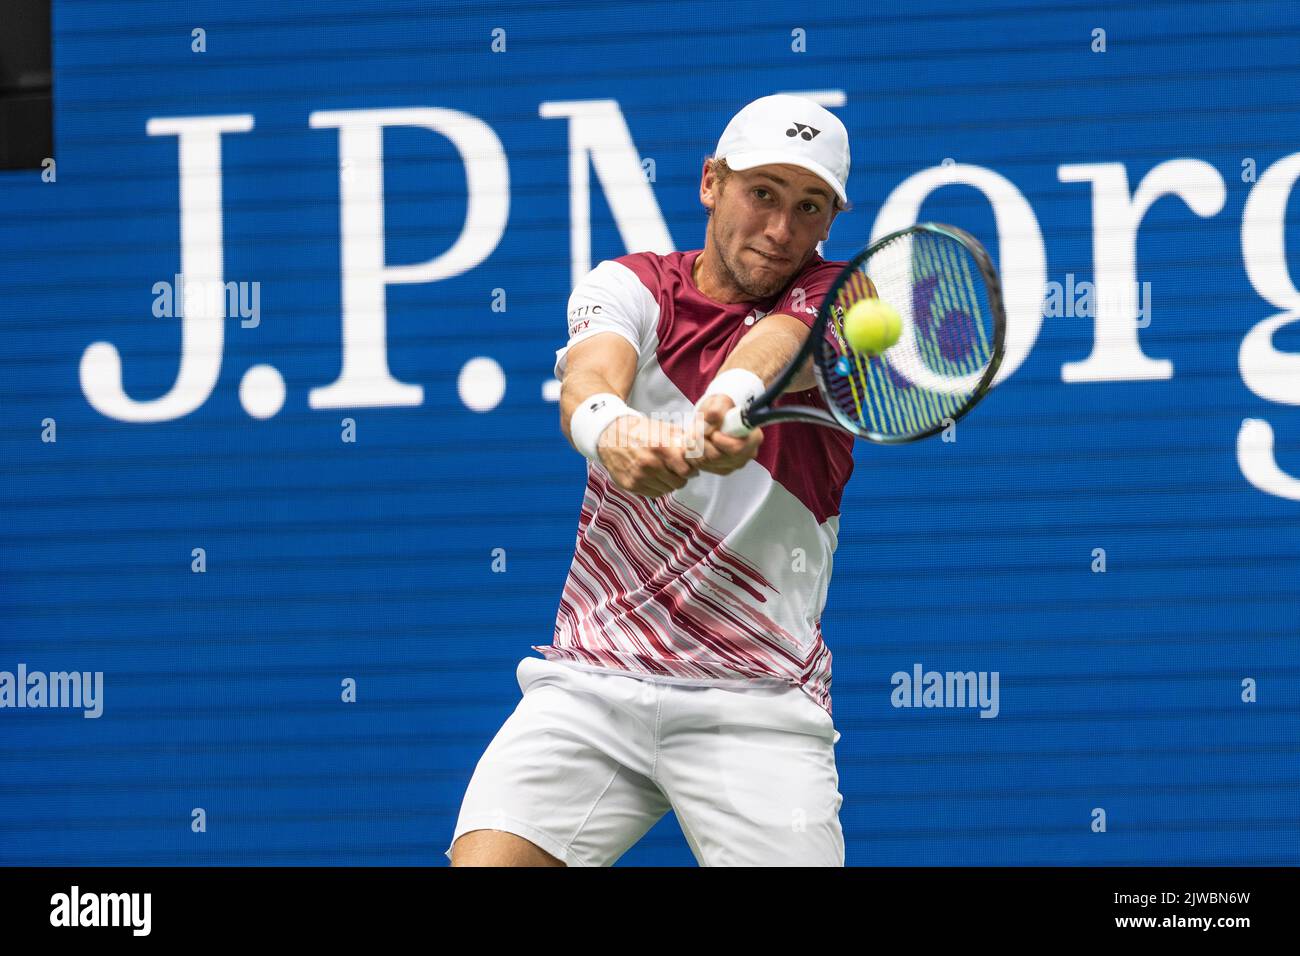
[{"xmin": 448, "ymin": 94, "xmax": 856, "ymax": 866}]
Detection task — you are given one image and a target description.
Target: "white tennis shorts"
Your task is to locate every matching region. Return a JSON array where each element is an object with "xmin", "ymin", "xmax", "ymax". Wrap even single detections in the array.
[{"xmin": 445, "ymin": 655, "xmax": 845, "ymax": 867}]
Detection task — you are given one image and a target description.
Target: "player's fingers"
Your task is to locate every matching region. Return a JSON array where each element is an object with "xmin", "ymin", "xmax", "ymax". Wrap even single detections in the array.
[
  {"xmin": 638, "ymin": 475, "xmax": 674, "ymax": 497},
  {"xmin": 661, "ymin": 452, "xmax": 694, "ymax": 478},
  {"xmin": 662, "ymin": 468, "xmax": 690, "ymax": 490},
  {"xmin": 659, "ymin": 470, "xmax": 690, "ymax": 493},
  {"xmin": 734, "ymin": 428, "xmax": 763, "ymax": 457},
  {"xmin": 654, "ymin": 430, "xmax": 700, "ymax": 476},
  {"xmin": 621, "ymin": 458, "xmax": 664, "ymax": 497},
  {"xmin": 640, "ymin": 458, "xmax": 683, "ymax": 494},
  {"xmin": 708, "ymin": 431, "xmax": 746, "ymax": 455},
  {"xmin": 699, "ymin": 400, "xmax": 730, "ymax": 430}
]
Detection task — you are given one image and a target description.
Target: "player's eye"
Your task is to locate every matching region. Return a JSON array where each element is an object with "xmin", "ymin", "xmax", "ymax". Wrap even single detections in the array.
[
  {"xmin": 802, "ymin": 201, "xmax": 820, "ymax": 214},
  {"xmin": 753, "ymin": 188, "xmax": 771, "ymax": 201}
]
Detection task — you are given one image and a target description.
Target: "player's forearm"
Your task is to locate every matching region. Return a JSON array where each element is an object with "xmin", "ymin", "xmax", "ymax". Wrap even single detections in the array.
[
  {"xmin": 780, "ymin": 355, "xmax": 817, "ymax": 392},
  {"xmin": 559, "ymin": 368, "xmax": 628, "ymax": 448},
  {"xmin": 719, "ymin": 318, "xmax": 816, "ymax": 393}
]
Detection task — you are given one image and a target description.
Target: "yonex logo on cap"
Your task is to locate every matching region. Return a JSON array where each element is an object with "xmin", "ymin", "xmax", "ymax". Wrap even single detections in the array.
[{"xmin": 713, "ymin": 95, "xmax": 850, "ymax": 205}]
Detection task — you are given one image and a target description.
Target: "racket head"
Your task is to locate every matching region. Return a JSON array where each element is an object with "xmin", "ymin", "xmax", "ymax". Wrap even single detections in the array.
[{"xmin": 813, "ymin": 222, "xmax": 1006, "ymax": 443}]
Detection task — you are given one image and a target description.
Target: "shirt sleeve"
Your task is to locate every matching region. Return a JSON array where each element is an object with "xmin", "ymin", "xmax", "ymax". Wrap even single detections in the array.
[{"xmin": 553, "ymin": 259, "xmax": 656, "ymax": 379}]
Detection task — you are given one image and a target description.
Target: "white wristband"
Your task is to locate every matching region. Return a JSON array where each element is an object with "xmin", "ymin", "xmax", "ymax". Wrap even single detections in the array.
[
  {"xmin": 695, "ymin": 367, "xmax": 766, "ymax": 414},
  {"xmin": 570, "ymin": 392, "xmax": 642, "ymax": 462}
]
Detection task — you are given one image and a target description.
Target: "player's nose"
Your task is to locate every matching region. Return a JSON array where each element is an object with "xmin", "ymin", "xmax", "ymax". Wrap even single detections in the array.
[{"xmin": 764, "ymin": 216, "xmax": 793, "ymax": 246}]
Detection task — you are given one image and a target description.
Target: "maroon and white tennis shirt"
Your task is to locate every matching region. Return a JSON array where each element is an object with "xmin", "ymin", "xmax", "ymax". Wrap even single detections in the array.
[{"xmin": 537, "ymin": 248, "xmax": 855, "ymax": 717}]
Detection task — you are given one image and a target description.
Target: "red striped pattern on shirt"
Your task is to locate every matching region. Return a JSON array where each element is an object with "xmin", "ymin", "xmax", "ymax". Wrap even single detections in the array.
[{"xmin": 536, "ymin": 463, "xmax": 834, "ymax": 715}]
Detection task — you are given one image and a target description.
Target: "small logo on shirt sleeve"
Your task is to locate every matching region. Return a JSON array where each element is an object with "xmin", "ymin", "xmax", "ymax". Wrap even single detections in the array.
[{"xmin": 567, "ymin": 303, "xmax": 603, "ymax": 336}]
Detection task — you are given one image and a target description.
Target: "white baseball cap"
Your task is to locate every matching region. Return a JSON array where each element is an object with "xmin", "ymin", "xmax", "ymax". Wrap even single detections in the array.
[{"xmin": 713, "ymin": 94, "xmax": 851, "ymax": 207}]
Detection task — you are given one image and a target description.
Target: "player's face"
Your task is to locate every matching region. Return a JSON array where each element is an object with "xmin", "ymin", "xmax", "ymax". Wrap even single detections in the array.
[{"xmin": 706, "ymin": 163, "xmax": 838, "ymax": 299}]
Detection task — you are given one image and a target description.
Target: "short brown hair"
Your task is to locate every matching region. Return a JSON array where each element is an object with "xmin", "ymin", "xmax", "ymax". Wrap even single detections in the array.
[{"xmin": 706, "ymin": 156, "xmax": 848, "ymax": 215}]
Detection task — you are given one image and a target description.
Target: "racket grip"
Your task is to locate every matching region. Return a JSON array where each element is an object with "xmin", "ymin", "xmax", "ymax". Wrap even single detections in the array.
[{"xmin": 721, "ymin": 405, "xmax": 753, "ymax": 438}]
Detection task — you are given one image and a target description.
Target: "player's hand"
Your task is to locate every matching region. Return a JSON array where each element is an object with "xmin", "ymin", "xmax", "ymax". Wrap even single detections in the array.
[
  {"xmin": 596, "ymin": 414, "xmax": 701, "ymax": 498},
  {"xmin": 691, "ymin": 395, "xmax": 764, "ymax": 476}
]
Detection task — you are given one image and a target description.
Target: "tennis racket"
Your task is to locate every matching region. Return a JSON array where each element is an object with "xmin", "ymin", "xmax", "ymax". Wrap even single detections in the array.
[{"xmin": 720, "ymin": 222, "xmax": 1006, "ymax": 443}]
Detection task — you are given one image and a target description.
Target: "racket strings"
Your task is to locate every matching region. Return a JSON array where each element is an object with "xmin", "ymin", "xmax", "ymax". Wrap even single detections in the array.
[{"xmin": 819, "ymin": 229, "xmax": 998, "ymax": 440}]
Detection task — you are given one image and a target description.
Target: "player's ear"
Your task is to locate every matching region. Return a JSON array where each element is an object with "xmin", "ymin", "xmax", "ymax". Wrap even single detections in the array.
[{"xmin": 700, "ymin": 156, "xmax": 718, "ymax": 213}]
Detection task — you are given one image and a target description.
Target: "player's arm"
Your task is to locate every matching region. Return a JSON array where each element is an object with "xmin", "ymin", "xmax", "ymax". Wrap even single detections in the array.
[
  {"xmin": 559, "ymin": 332, "xmax": 698, "ymax": 497},
  {"xmin": 688, "ymin": 313, "xmax": 812, "ymax": 475},
  {"xmin": 722, "ymin": 313, "xmax": 816, "ymax": 392},
  {"xmin": 558, "ymin": 332, "xmax": 638, "ymax": 451},
  {"xmin": 781, "ymin": 356, "xmax": 818, "ymax": 393}
]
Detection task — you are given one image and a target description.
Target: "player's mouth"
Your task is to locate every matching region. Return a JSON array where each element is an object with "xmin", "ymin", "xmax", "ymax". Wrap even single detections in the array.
[{"xmin": 750, "ymin": 248, "xmax": 788, "ymax": 265}]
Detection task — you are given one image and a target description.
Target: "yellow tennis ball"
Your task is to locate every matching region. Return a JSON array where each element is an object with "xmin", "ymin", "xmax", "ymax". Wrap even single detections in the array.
[{"xmin": 842, "ymin": 298, "xmax": 902, "ymax": 354}]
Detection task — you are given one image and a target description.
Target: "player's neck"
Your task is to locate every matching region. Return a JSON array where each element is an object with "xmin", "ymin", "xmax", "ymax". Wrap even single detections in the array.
[{"xmin": 692, "ymin": 249, "xmax": 751, "ymax": 305}]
